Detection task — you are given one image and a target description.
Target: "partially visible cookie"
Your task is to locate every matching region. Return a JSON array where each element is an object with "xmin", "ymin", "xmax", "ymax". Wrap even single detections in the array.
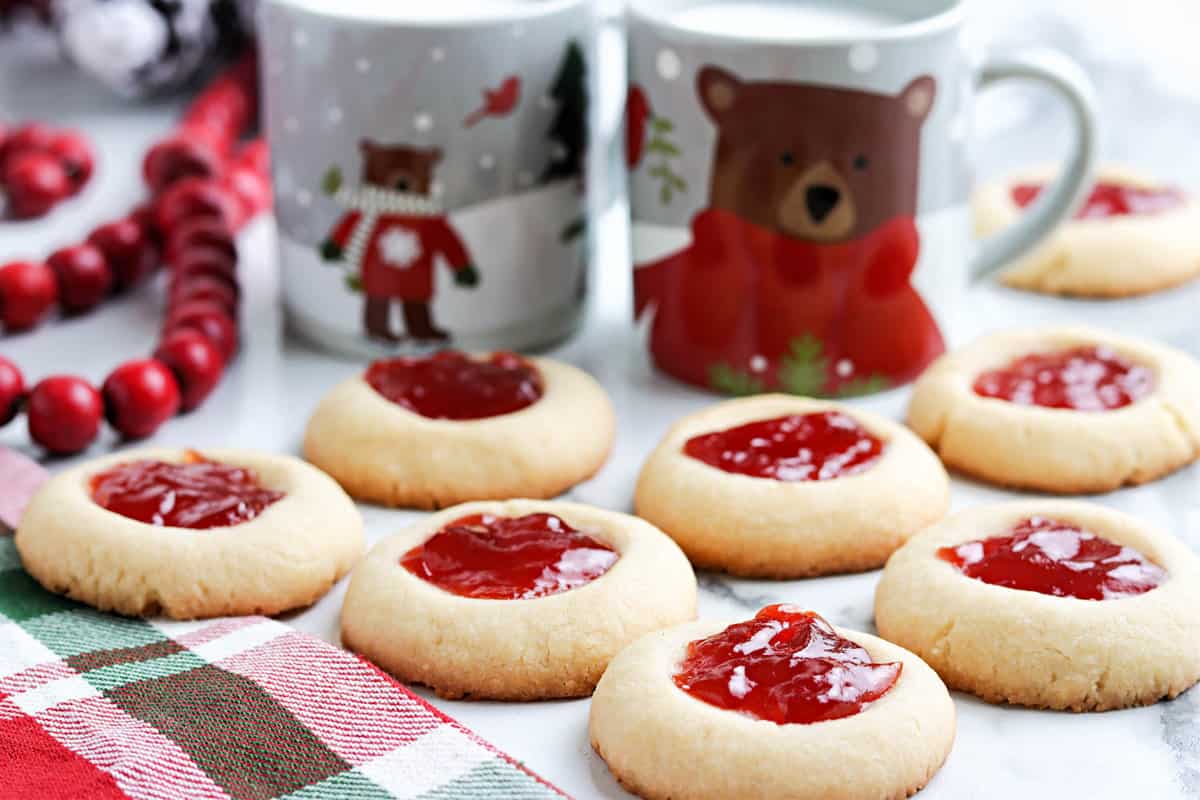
[
  {"xmin": 340, "ymin": 499, "xmax": 696, "ymax": 700},
  {"xmin": 875, "ymin": 501, "xmax": 1200, "ymax": 711},
  {"xmin": 15, "ymin": 447, "xmax": 364, "ymax": 619},
  {"xmin": 907, "ymin": 325, "xmax": 1200, "ymax": 492},
  {"xmin": 635, "ymin": 394, "xmax": 949, "ymax": 577},
  {"xmin": 589, "ymin": 606, "xmax": 956, "ymax": 800},
  {"xmin": 975, "ymin": 165, "xmax": 1200, "ymax": 297},
  {"xmin": 303, "ymin": 350, "xmax": 615, "ymax": 509}
]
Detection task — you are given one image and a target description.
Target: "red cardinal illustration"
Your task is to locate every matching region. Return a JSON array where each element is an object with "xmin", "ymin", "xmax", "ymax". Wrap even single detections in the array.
[{"xmin": 464, "ymin": 76, "xmax": 521, "ymax": 128}]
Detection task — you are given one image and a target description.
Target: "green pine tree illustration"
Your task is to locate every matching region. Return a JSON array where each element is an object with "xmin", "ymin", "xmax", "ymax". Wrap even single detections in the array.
[
  {"xmin": 778, "ymin": 335, "xmax": 829, "ymax": 396},
  {"xmin": 708, "ymin": 363, "xmax": 765, "ymax": 396}
]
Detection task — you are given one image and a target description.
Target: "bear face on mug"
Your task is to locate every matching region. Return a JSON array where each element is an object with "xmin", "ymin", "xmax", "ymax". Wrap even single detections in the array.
[
  {"xmin": 360, "ymin": 139, "xmax": 443, "ymax": 195},
  {"xmin": 697, "ymin": 66, "xmax": 936, "ymax": 243}
]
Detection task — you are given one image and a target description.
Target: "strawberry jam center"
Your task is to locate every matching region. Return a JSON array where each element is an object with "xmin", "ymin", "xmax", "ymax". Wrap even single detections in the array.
[
  {"xmin": 683, "ymin": 412, "xmax": 883, "ymax": 481},
  {"xmin": 1012, "ymin": 181, "xmax": 1185, "ymax": 219},
  {"xmin": 90, "ymin": 450, "xmax": 284, "ymax": 529},
  {"xmin": 365, "ymin": 351, "xmax": 542, "ymax": 421},
  {"xmin": 401, "ymin": 512, "xmax": 618, "ymax": 600},
  {"xmin": 673, "ymin": 605, "xmax": 901, "ymax": 725},
  {"xmin": 973, "ymin": 346, "xmax": 1153, "ymax": 411},
  {"xmin": 937, "ymin": 516, "xmax": 1165, "ymax": 600}
]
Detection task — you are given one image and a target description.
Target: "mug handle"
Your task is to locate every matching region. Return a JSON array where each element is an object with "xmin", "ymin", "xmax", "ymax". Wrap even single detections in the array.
[{"xmin": 970, "ymin": 49, "xmax": 1098, "ymax": 280}]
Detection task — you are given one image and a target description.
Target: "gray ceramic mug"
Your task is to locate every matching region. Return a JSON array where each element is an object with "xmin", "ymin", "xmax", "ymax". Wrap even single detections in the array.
[
  {"xmin": 626, "ymin": 0, "xmax": 1096, "ymax": 397},
  {"xmin": 260, "ymin": 0, "xmax": 604, "ymax": 357}
]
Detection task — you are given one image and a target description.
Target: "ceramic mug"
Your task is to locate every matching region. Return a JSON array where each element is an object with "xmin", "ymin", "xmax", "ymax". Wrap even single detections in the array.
[
  {"xmin": 627, "ymin": 0, "xmax": 1096, "ymax": 397},
  {"xmin": 260, "ymin": 0, "xmax": 602, "ymax": 358}
]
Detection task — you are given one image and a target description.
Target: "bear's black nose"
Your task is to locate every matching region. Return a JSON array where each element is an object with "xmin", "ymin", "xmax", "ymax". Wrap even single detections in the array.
[{"xmin": 805, "ymin": 185, "xmax": 841, "ymax": 223}]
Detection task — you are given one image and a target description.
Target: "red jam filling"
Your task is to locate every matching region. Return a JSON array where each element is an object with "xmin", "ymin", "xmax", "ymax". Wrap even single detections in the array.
[
  {"xmin": 90, "ymin": 450, "xmax": 284, "ymax": 529},
  {"xmin": 1012, "ymin": 181, "xmax": 1186, "ymax": 219},
  {"xmin": 937, "ymin": 516, "xmax": 1165, "ymax": 600},
  {"xmin": 401, "ymin": 513, "xmax": 618, "ymax": 600},
  {"xmin": 673, "ymin": 605, "xmax": 901, "ymax": 725},
  {"xmin": 683, "ymin": 412, "xmax": 883, "ymax": 481},
  {"xmin": 365, "ymin": 351, "xmax": 542, "ymax": 421},
  {"xmin": 973, "ymin": 346, "xmax": 1153, "ymax": 411}
]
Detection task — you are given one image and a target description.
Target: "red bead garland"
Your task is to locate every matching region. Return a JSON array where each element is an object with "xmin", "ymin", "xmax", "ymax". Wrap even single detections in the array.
[
  {"xmin": 0, "ymin": 50, "xmax": 269, "ymax": 454},
  {"xmin": 0, "ymin": 122, "xmax": 94, "ymax": 219}
]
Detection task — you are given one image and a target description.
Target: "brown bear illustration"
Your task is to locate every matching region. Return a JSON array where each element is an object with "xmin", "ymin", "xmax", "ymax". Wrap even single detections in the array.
[
  {"xmin": 699, "ymin": 66, "xmax": 934, "ymax": 243},
  {"xmin": 322, "ymin": 140, "xmax": 478, "ymax": 343},
  {"xmin": 634, "ymin": 67, "xmax": 944, "ymax": 396}
]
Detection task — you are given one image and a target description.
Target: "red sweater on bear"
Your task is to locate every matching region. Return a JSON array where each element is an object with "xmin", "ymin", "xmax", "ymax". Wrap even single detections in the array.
[
  {"xmin": 328, "ymin": 211, "xmax": 471, "ymax": 302},
  {"xmin": 634, "ymin": 208, "xmax": 944, "ymax": 395}
]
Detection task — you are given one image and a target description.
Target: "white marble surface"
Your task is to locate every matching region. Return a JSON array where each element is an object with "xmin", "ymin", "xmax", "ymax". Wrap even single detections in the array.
[{"xmin": 4, "ymin": 20, "xmax": 1200, "ymax": 800}]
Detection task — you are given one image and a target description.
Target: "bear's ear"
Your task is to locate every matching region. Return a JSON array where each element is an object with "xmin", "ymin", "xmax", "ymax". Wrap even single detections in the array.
[
  {"xmin": 697, "ymin": 66, "xmax": 742, "ymax": 123},
  {"xmin": 427, "ymin": 147, "xmax": 444, "ymax": 165},
  {"xmin": 359, "ymin": 138, "xmax": 378, "ymax": 156},
  {"xmin": 899, "ymin": 75, "xmax": 936, "ymax": 121}
]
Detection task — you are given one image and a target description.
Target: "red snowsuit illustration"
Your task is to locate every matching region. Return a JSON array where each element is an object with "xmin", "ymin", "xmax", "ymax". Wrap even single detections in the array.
[
  {"xmin": 327, "ymin": 210, "xmax": 472, "ymax": 342},
  {"xmin": 635, "ymin": 208, "xmax": 944, "ymax": 395}
]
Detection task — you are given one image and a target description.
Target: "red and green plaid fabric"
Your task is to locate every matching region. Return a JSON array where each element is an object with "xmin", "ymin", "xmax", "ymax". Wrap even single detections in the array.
[{"xmin": 0, "ymin": 537, "xmax": 566, "ymax": 800}]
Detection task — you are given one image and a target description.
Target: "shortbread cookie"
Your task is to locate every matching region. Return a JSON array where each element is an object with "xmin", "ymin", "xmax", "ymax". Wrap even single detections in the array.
[
  {"xmin": 875, "ymin": 501, "xmax": 1200, "ymax": 711},
  {"xmin": 15, "ymin": 447, "xmax": 364, "ymax": 619},
  {"xmin": 340, "ymin": 499, "xmax": 696, "ymax": 700},
  {"xmin": 304, "ymin": 350, "xmax": 615, "ymax": 509},
  {"xmin": 635, "ymin": 395, "xmax": 949, "ymax": 577},
  {"xmin": 975, "ymin": 165, "xmax": 1200, "ymax": 296},
  {"xmin": 590, "ymin": 605, "xmax": 955, "ymax": 800},
  {"xmin": 907, "ymin": 326, "xmax": 1200, "ymax": 492}
]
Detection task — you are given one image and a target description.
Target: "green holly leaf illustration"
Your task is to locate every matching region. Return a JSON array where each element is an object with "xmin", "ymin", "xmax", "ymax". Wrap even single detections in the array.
[
  {"xmin": 321, "ymin": 166, "xmax": 343, "ymax": 196},
  {"xmin": 778, "ymin": 334, "xmax": 830, "ymax": 397},
  {"xmin": 651, "ymin": 116, "xmax": 674, "ymax": 133},
  {"xmin": 836, "ymin": 375, "xmax": 891, "ymax": 398},
  {"xmin": 660, "ymin": 183, "xmax": 672, "ymax": 205},
  {"xmin": 708, "ymin": 363, "xmax": 766, "ymax": 396},
  {"xmin": 344, "ymin": 273, "xmax": 363, "ymax": 293},
  {"xmin": 646, "ymin": 138, "xmax": 681, "ymax": 157}
]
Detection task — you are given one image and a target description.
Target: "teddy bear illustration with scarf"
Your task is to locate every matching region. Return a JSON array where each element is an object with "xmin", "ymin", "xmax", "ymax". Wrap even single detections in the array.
[{"xmin": 320, "ymin": 140, "xmax": 479, "ymax": 343}]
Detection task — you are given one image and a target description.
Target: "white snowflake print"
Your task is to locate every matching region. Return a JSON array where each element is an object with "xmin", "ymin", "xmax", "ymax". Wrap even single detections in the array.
[
  {"xmin": 848, "ymin": 43, "xmax": 879, "ymax": 73},
  {"xmin": 378, "ymin": 227, "xmax": 421, "ymax": 269}
]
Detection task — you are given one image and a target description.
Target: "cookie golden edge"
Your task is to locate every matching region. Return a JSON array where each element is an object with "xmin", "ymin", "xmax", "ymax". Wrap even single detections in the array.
[
  {"xmin": 303, "ymin": 354, "xmax": 615, "ymax": 509},
  {"xmin": 589, "ymin": 618, "xmax": 956, "ymax": 800},
  {"xmin": 14, "ymin": 447, "xmax": 366, "ymax": 620},
  {"xmin": 907, "ymin": 326, "xmax": 1200, "ymax": 493},
  {"xmin": 635, "ymin": 394, "xmax": 950, "ymax": 578},
  {"xmin": 974, "ymin": 165, "xmax": 1200, "ymax": 297},
  {"xmin": 340, "ymin": 499, "xmax": 697, "ymax": 701},
  {"xmin": 875, "ymin": 500, "xmax": 1200, "ymax": 711}
]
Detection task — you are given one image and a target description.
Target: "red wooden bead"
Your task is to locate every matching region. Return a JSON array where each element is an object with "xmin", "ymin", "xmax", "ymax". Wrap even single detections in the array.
[
  {"xmin": 153, "ymin": 329, "xmax": 225, "ymax": 411},
  {"xmin": 165, "ymin": 216, "xmax": 236, "ymax": 266},
  {"xmin": 26, "ymin": 375, "xmax": 103, "ymax": 454},
  {"xmin": 221, "ymin": 165, "xmax": 271, "ymax": 225},
  {"xmin": 47, "ymin": 244, "xmax": 112, "ymax": 314},
  {"xmin": 4, "ymin": 151, "xmax": 71, "ymax": 218},
  {"xmin": 154, "ymin": 177, "xmax": 237, "ymax": 235},
  {"xmin": 88, "ymin": 217, "xmax": 158, "ymax": 289},
  {"xmin": 169, "ymin": 256, "xmax": 238, "ymax": 291},
  {"xmin": 168, "ymin": 275, "xmax": 239, "ymax": 315},
  {"xmin": 142, "ymin": 131, "xmax": 223, "ymax": 193},
  {"xmin": 0, "ymin": 260, "xmax": 57, "ymax": 331},
  {"xmin": 46, "ymin": 131, "xmax": 94, "ymax": 191},
  {"xmin": 0, "ymin": 122, "xmax": 55, "ymax": 171},
  {"xmin": 233, "ymin": 139, "xmax": 269, "ymax": 176},
  {"xmin": 164, "ymin": 300, "xmax": 238, "ymax": 361},
  {"xmin": 102, "ymin": 358, "xmax": 181, "ymax": 439},
  {"xmin": 0, "ymin": 355, "xmax": 24, "ymax": 426}
]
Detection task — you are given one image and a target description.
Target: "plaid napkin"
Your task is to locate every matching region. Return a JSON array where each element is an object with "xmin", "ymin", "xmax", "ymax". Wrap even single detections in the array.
[{"xmin": 0, "ymin": 534, "xmax": 566, "ymax": 800}]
